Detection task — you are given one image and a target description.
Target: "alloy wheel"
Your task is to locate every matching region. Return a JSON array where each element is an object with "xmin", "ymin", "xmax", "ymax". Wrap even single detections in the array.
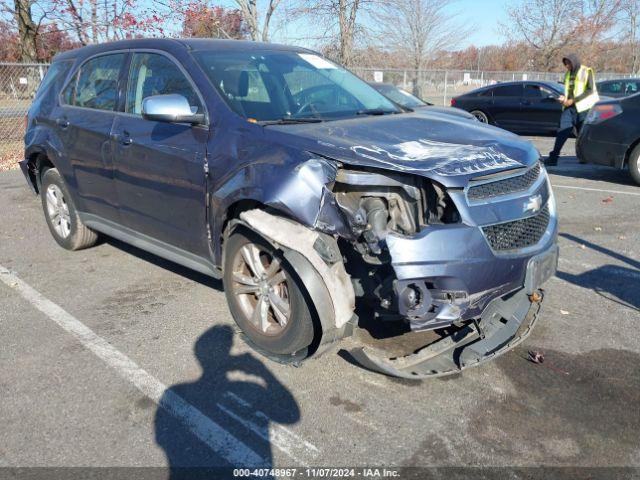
[
  {"xmin": 471, "ymin": 110, "xmax": 489, "ymax": 123},
  {"xmin": 45, "ymin": 184, "xmax": 71, "ymax": 238},
  {"xmin": 231, "ymin": 243, "xmax": 291, "ymax": 336}
]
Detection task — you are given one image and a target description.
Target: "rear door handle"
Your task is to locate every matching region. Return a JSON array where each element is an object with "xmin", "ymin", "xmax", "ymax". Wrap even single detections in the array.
[{"xmin": 56, "ymin": 118, "xmax": 69, "ymax": 129}]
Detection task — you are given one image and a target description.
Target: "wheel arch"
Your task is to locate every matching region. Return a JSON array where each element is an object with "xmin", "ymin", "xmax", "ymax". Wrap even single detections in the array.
[
  {"xmin": 623, "ymin": 137, "xmax": 640, "ymax": 169},
  {"xmin": 24, "ymin": 148, "xmax": 56, "ymax": 194}
]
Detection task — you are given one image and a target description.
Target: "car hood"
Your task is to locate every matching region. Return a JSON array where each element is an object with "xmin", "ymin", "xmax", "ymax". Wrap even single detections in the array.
[{"xmin": 266, "ymin": 111, "xmax": 540, "ymax": 188}]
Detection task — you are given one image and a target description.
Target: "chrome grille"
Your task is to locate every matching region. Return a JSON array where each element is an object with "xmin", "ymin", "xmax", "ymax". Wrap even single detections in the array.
[
  {"xmin": 468, "ymin": 163, "xmax": 541, "ymax": 201},
  {"xmin": 482, "ymin": 204, "xmax": 550, "ymax": 251}
]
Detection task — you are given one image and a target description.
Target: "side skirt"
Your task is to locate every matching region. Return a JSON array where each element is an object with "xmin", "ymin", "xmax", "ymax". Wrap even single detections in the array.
[{"xmin": 78, "ymin": 212, "xmax": 222, "ymax": 279}]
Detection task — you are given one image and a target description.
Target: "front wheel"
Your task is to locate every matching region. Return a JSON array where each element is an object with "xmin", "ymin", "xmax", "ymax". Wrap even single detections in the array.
[
  {"xmin": 470, "ymin": 110, "xmax": 490, "ymax": 124},
  {"xmin": 629, "ymin": 145, "xmax": 640, "ymax": 186},
  {"xmin": 223, "ymin": 229, "xmax": 314, "ymax": 356}
]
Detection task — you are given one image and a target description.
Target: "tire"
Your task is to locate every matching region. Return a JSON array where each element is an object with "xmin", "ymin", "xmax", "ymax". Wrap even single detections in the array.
[
  {"xmin": 629, "ymin": 145, "xmax": 640, "ymax": 186},
  {"xmin": 223, "ymin": 228, "xmax": 314, "ymax": 355},
  {"xmin": 470, "ymin": 110, "xmax": 490, "ymax": 124},
  {"xmin": 40, "ymin": 167, "xmax": 98, "ymax": 250}
]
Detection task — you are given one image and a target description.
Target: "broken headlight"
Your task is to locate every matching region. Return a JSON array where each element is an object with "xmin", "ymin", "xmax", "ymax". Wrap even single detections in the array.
[{"xmin": 331, "ymin": 167, "xmax": 459, "ymax": 259}]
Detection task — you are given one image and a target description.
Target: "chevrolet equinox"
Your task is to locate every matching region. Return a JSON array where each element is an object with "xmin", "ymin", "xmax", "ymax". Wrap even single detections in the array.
[{"xmin": 20, "ymin": 39, "xmax": 559, "ymax": 378}]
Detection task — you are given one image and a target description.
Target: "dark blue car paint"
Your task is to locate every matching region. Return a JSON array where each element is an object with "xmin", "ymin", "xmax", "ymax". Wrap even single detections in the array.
[
  {"xmin": 23, "ymin": 38, "xmax": 558, "ymax": 339},
  {"xmin": 577, "ymin": 93, "xmax": 640, "ymax": 170}
]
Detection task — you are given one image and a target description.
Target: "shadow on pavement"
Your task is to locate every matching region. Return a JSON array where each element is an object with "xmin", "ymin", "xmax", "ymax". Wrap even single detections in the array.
[
  {"xmin": 546, "ymin": 162, "xmax": 635, "ymax": 186},
  {"xmin": 561, "ymin": 233, "xmax": 640, "ymax": 270},
  {"xmin": 104, "ymin": 237, "xmax": 223, "ymax": 291},
  {"xmin": 154, "ymin": 325, "xmax": 300, "ymax": 479},
  {"xmin": 557, "ymin": 233, "xmax": 640, "ymax": 311}
]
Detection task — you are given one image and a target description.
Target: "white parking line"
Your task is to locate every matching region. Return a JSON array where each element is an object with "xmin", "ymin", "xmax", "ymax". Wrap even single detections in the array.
[
  {"xmin": 224, "ymin": 391, "xmax": 319, "ymax": 455},
  {"xmin": 552, "ymin": 184, "xmax": 640, "ymax": 196},
  {"xmin": 0, "ymin": 265, "xmax": 271, "ymax": 466}
]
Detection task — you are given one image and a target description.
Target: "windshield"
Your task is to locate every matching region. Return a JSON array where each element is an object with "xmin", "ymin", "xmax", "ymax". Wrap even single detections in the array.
[
  {"xmin": 372, "ymin": 84, "xmax": 427, "ymax": 108},
  {"xmin": 194, "ymin": 50, "xmax": 400, "ymax": 121}
]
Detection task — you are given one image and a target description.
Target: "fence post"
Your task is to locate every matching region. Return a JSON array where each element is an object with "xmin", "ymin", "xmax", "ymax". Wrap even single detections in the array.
[{"xmin": 443, "ymin": 70, "xmax": 448, "ymax": 106}]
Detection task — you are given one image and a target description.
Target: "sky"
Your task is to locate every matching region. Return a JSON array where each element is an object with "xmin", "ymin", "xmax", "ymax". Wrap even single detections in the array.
[
  {"xmin": 454, "ymin": 0, "xmax": 511, "ymax": 47},
  {"xmin": 268, "ymin": 0, "xmax": 512, "ymax": 49}
]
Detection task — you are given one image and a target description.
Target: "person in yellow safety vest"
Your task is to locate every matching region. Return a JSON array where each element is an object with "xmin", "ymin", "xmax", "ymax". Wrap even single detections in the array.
[{"xmin": 546, "ymin": 53, "xmax": 599, "ymax": 166}]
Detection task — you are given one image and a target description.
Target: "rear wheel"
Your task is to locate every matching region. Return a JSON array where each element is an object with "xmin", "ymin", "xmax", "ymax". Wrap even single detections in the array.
[
  {"xmin": 223, "ymin": 229, "xmax": 314, "ymax": 355},
  {"xmin": 470, "ymin": 110, "xmax": 490, "ymax": 124},
  {"xmin": 629, "ymin": 145, "xmax": 640, "ymax": 186},
  {"xmin": 40, "ymin": 167, "xmax": 98, "ymax": 250}
]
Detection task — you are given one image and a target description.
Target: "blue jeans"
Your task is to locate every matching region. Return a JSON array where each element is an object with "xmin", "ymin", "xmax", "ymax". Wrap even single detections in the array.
[{"xmin": 549, "ymin": 107, "xmax": 587, "ymax": 161}]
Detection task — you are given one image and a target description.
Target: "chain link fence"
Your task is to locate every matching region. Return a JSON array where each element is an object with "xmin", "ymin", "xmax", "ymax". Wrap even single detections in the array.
[
  {"xmin": 0, "ymin": 63, "xmax": 49, "ymax": 171},
  {"xmin": 352, "ymin": 68, "xmax": 635, "ymax": 106},
  {"xmin": 0, "ymin": 62, "xmax": 634, "ymax": 171}
]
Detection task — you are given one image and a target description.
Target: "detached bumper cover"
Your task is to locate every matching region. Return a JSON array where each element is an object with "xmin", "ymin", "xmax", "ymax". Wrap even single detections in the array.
[
  {"xmin": 349, "ymin": 245, "xmax": 558, "ymax": 379},
  {"xmin": 18, "ymin": 159, "xmax": 37, "ymax": 194}
]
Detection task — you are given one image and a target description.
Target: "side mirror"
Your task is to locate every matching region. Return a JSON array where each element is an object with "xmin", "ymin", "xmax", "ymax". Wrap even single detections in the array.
[{"xmin": 142, "ymin": 94, "xmax": 205, "ymax": 125}]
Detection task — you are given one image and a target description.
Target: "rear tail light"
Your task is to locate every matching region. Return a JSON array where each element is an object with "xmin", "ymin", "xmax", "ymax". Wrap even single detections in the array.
[
  {"xmin": 585, "ymin": 103, "xmax": 623, "ymax": 125},
  {"xmin": 450, "ymin": 98, "xmax": 457, "ymax": 107}
]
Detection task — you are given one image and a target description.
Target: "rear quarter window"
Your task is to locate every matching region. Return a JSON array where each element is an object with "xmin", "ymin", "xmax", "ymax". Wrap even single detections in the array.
[{"xmin": 34, "ymin": 60, "xmax": 73, "ymax": 100}]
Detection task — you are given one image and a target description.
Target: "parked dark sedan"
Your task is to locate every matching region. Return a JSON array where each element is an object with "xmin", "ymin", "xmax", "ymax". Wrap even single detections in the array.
[
  {"xmin": 369, "ymin": 81, "xmax": 477, "ymax": 121},
  {"xmin": 20, "ymin": 38, "xmax": 558, "ymax": 378},
  {"xmin": 597, "ymin": 78, "xmax": 640, "ymax": 98},
  {"xmin": 368, "ymin": 82, "xmax": 431, "ymax": 108},
  {"xmin": 577, "ymin": 93, "xmax": 640, "ymax": 185},
  {"xmin": 452, "ymin": 81, "xmax": 565, "ymax": 135}
]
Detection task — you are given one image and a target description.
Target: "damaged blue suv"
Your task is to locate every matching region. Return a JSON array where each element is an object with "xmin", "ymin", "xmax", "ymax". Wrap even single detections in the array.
[{"xmin": 21, "ymin": 39, "xmax": 558, "ymax": 378}]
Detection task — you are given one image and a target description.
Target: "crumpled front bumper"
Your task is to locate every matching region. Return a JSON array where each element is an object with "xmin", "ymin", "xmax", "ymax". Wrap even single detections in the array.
[
  {"xmin": 349, "ymin": 244, "xmax": 558, "ymax": 379},
  {"xmin": 384, "ymin": 195, "xmax": 558, "ymax": 330}
]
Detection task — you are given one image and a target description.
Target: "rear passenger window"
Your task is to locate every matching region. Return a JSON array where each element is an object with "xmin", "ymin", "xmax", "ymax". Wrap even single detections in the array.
[
  {"xmin": 624, "ymin": 81, "xmax": 638, "ymax": 95},
  {"xmin": 493, "ymin": 85, "xmax": 522, "ymax": 97},
  {"xmin": 62, "ymin": 54, "xmax": 124, "ymax": 111},
  {"xmin": 126, "ymin": 53, "xmax": 202, "ymax": 115},
  {"xmin": 600, "ymin": 82, "xmax": 620, "ymax": 94}
]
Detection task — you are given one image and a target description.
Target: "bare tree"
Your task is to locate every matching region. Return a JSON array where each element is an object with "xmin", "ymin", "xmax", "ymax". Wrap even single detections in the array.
[
  {"xmin": 375, "ymin": 0, "xmax": 472, "ymax": 94},
  {"xmin": 13, "ymin": 0, "xmax": 38, "ymax": 61},
  {"xmin": 501, "ymin": 0, "xmax": 622, "ymax": 70},
  {"xmin": 233, "ymin": 0, "xmax": 282, "ymax": 42},
  {"xmin": 293, "ymin": 0, "xmax": 368, "ymax": 67},
  {"xmin": 620, "ymin": 0, "xmax": 640, "ymax": 73}
]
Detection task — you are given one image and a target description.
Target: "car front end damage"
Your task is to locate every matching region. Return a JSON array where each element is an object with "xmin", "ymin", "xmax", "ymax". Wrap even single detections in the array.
[{"xmin": 233, "ymin": 144, "xmax": 558, "ymax": 378}]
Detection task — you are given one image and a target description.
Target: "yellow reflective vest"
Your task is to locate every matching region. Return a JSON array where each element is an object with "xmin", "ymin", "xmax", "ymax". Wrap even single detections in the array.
[{"xmin": 564, "ymin": 65, "xmax": 599, "ymax": 112}]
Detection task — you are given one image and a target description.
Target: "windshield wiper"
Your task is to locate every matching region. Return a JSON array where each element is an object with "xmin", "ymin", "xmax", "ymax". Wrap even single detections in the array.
[
  {"xmin": 260, "ymin": 117, "xmax": 323, "ymax": 126},
  {"xmin": 356, "ymin": 108, "xmax": 398, "ymax": 116}
]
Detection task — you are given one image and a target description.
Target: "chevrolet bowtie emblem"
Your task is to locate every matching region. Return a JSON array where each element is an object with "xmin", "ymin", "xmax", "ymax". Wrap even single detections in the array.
[{"xmin": 524, "ymin": 195, "xmax": 542, "ymax": 214}]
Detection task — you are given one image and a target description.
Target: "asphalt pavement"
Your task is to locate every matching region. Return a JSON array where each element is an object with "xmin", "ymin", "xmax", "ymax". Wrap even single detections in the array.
[{"xmin": 1, "ymin": 137, "xmax": 639, "ymax": 475}]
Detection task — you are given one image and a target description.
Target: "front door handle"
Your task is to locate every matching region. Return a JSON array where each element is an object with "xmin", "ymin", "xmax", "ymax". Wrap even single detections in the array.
[
  {"xmin": 111, "ymin": 132, "xmax": 133, "ymax": 146},
  {"xmin": 56, "ymin": 118, "xmax": 69, "ymax": 129}
]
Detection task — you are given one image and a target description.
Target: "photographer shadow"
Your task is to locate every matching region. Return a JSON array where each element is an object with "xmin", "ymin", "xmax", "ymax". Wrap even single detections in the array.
[{"xmin": 154, "ymin": 325, "xmax": 300, "ymax": 479}]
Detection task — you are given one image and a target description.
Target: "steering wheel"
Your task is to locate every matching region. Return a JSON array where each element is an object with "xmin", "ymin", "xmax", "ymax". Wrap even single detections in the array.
[{"xmin": 294, "ymin": 100, "xmax": 317, "ymax": 116}]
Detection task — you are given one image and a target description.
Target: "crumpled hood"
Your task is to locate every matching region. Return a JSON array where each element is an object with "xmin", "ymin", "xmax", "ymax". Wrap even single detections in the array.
[{"xmin": 266, "ymin": 111, "xmax": 540, "ymax": 188}]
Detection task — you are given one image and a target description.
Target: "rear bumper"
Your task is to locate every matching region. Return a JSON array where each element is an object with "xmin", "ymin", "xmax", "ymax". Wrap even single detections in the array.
[
  {"xmin": 349, "ymin": 243, "xmax": 556, "ymax": 378},
  {"xmin": 18, "ymin": 159, "xmax": 37, "ymax": 194},
  {"xmin": 577, "ymin": 127, "xmax": 627, "ymax": 169}
]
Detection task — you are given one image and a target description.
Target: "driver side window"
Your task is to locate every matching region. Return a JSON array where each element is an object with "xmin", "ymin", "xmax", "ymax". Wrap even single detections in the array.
[{"xmin": 126, "ymin": 53, "xmax": 202, "ymax": 115}]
